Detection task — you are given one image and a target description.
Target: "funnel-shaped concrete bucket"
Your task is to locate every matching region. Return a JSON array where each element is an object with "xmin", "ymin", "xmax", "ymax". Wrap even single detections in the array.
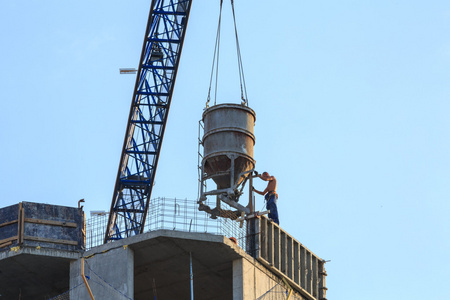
[{"xmin": 202, "ymin": 103, "xmax": 256, "ymax": 189}]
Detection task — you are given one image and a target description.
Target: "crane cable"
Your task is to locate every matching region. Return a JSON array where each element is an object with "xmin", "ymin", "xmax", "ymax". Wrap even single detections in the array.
[
  {"xmin": 206, "ymin": 0, "xmax": 223, "ymax": 108},
  {"xmin": 231, "ymin": 0, "xmax": 248, "ymax": 106},
  {"xmin": 206, "ymin": 0, "xmax": 248, "ymax": 108}
]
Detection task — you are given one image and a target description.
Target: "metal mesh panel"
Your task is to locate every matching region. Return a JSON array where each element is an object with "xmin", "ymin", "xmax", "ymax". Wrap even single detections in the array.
[
  {"xmin": 86, "ymin": 197, "xmax": 248, "ymax": 251},
  {"xmin": 85, "ymin": 212, "xmax": 108, "ymax": 250}
]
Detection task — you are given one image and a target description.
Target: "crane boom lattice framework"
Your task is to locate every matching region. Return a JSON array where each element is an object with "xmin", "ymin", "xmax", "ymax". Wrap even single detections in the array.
[{"xmin": 105, "ymin": 0, "xmax": 192, "ymax": 243}]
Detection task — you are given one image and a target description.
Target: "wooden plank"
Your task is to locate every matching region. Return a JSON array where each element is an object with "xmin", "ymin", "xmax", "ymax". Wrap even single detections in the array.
[
  {"xmin": 18, "ymin": 202, "xmax": 24, "ymax": 245},
  {"xmin": 280, "ymin": 231, "xmax": 286, "ymax": 274},
  {"xmin": 306, "ymin": 251, "xmax": 312, "ymax": 294},
  {"xmin": 274, "ymin": 226, "xmax": 280, "ymax": 269},
  {"xmin": 300, "ymin": 246, "xmax": 306, "ymax": 289},
  {"xmin": 24, "ymin": 218, "xmax": 77, "ymax": 228},
  {"xmin": 82, "ymin": 210, "xmax": 86, "ymax": 250},
  {"xmin": 0, "ymin": 219, "xmax": 18, "ymax": 228},
  {"xmin": 287, "ymin": 237, "xmax": 293, "ymax": 279},
  {"xmin": 319, "ymin": 260, "xmax": 328, "ymax": 300},
  {"xmin": 268, "ymin": 219, "xmax": 273, "ymax": 265},
  {"xmin": 260, "ymin": 217, "xmax": 267, "ymax": 260},
  {"xmin": 254, "ymin": 217, "xmax": 261, "ymax": 259},
  {"xmin": 24, "ymin": 236, "xmax": 78, "ymax": 246},
  {"xmin": 293, "ymin": 242, "xmax": 300, "ymax": 285},
  {"xmin": 312, "ymin": 256, "xmax": 318, "ymax": 298},
  {"xmin": 0, "ymin": 236, "xmax": 18, "ymax": 246},
  {"xmin": 0, "ymin": 240, "xmax": 14, "ymax": 248}
]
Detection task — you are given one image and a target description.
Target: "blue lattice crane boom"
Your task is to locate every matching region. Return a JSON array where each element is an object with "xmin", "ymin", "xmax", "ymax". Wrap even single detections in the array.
[{"xmin": 105, "ymin": 0, "xmax": 192, "ymax": 243}]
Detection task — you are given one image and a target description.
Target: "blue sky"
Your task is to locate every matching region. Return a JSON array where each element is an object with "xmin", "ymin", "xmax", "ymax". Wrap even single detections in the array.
[{"xmin": 1, "ymin": 1, "xmax": 449, "ymax": 299}]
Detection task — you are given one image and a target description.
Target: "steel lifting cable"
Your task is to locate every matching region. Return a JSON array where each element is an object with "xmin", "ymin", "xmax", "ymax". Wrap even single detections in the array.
[
  {"xmin": 231, "ymin": 0, "xmax": 248, "ymax": 105},
  {"xmin": 206, "ymin": 0, "xmax": 249, "ymax": 108},
  {"xmin": 206, "ymin": 0, "xmax": 223, "ymax": 108}
]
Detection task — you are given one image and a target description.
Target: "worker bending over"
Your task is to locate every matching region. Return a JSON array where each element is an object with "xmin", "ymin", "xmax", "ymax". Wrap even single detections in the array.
[{"xmin": 253, "ymin": 172, "xmax": 279, "ymax": 225}]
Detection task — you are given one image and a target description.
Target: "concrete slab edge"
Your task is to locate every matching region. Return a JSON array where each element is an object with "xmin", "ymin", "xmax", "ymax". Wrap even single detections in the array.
[{"xmin": 0, "ymin": 246, "xmax": 81, "ymax": 260}]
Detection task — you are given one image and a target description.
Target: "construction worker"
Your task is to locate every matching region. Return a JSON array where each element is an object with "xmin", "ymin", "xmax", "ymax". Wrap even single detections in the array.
[{"xmin": 253, "ymin": 172, "xmax": 279, "ymax": 225}]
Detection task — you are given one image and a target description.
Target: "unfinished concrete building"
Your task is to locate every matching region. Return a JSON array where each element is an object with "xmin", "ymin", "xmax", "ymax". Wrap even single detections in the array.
[{"xmin": 0, "ymin": 199, "xmax": 327, "ymax": 299}]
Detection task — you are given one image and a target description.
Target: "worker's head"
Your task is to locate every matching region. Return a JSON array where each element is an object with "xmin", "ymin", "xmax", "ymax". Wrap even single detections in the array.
[{"xmin": 262, "ymin": 172, "xmax": 269, "ymax": 179}]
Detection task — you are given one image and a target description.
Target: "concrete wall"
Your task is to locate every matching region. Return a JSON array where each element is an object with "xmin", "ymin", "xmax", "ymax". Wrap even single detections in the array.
[
  {"xmin": 70, "ymin": 246, "xmax": 134, "ymax": 299},
  {"xmin": 233, "ymin": 257, "xmax": 306, "ymax": 300}
]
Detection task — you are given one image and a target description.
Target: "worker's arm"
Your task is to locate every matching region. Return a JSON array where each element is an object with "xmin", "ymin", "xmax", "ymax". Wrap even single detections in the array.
[
  {"xmin": 257, "ymin": 174, "xmax": 275, "ymax": 181},
  {"xmin": 253, "ymin": 187, "xmax": 263, "ymax": 195},
  {"xmin": 252, "ymin": 186, "xmax": 270, "ymax": 196}
]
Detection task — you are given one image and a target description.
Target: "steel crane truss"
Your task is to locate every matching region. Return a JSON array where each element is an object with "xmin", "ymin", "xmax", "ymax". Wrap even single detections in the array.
[{"xmin": 105, "ymin": 0, "xmax": 192, "ymax": 242}]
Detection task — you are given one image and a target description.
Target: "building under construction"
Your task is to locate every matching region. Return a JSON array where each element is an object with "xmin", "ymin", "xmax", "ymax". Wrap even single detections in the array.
[
  {"xmin": 1, "ymin": 1, "xmax": 328, "ymax": 299},
  {"xmin": 0, "ymin": 199, "xmax": 327, "ymax": 299}
]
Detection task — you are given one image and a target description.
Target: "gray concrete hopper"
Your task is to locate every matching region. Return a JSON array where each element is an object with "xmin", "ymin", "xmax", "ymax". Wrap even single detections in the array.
[{"xmin": 202, "ymin": 103, "xmax": 256, "ymax": 191}]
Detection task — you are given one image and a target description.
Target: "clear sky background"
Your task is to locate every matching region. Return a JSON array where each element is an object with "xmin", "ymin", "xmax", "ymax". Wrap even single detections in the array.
[{"xmin": 1, "ymin": 1, "xmax": 449, "ymax": 299}]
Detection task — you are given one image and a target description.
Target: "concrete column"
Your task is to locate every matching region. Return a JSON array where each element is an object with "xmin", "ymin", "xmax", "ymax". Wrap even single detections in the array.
[
  {"xmin": 233, "ymin": 258, "xmax": 253, "ymax": 300},
  {"xmin": 233, "ymin": 257, "xmax": 275, "ymax": 300},
  {"xmin": 70, "ymin": 246, "xmax": 134, "ymax": 299}
]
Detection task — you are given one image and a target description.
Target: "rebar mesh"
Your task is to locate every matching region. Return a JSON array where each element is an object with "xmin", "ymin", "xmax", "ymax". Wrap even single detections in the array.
[
  {"xmin": 86, "ymin": 197, "xmax": 248, "ymax": 251},
  {"xmin": 85, "ymin": 212, "xmax": 108, "ymax": 248}
]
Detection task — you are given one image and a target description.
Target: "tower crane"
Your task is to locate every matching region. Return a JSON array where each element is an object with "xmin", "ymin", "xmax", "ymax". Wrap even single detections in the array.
[{"xmin": 104, "ymin": 0, "xmax": 192, "ymax": 243}]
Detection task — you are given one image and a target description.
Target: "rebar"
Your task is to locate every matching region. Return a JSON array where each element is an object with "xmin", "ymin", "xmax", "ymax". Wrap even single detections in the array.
[{"xmin": 86, "ymin": 197, "xmax": 249, "ymax": 251}]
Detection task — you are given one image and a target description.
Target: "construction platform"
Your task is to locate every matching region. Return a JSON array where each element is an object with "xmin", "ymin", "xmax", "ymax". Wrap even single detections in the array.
[{"xmin": 0, "ymin": 199, "xmax": 327, "ymax": 300}]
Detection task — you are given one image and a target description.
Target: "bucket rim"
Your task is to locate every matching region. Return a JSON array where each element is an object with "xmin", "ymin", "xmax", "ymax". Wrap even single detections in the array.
[{"xmin": 202, "ymin": 103, "xmax": 256, "ymax": 120}]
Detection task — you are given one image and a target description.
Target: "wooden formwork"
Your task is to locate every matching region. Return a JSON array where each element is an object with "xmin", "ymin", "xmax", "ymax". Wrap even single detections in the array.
[
  {"xmin": 0, "ymin": 202, "xmax": 84, "ymax": 250},
  {"xmin": 254, "ymin": 216, "xmax": 327, "ymax": 300}
]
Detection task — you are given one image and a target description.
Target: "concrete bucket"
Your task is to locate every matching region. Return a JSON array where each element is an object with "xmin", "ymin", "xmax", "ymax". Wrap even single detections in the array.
[{"xmin": 202, "ymin": 103, "xmax": 256, "ymax": 190}]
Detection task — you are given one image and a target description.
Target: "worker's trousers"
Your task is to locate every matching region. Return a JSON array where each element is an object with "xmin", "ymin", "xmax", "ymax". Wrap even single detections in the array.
[{"xmin": 265, "ymin": 193, "xmax": 279, "ymax": 225}]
